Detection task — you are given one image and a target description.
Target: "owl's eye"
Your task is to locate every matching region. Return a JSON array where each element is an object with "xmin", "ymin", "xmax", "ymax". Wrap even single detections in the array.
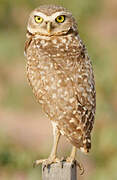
[
  {"xmin": 34, "ymin": 16, "xmax": 43, "ymax": 23},
  {"xmin": 55, "ymin": 15, "xmax": 65, "ymax": 23}
]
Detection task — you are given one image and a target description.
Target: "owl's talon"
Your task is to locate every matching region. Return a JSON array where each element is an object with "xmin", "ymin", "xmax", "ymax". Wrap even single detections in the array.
[
  {"xmin": 33, "ymin": 157, "xmax": 60, "ymax": 168},
  {"xmin": 75, "ymin": 160, "xmax": 84, "ymax": 175},
  {"xmin": 59, "ymin": 157, "xmax": 66, "ymax": 168},
  {"xmin": 60, "ymin": 157, "xmax": 66, "ymax": 162},
  {"xmin": 66, "ymin": 157, "xmax": 84, "ymax": 175},
  {"xmin": 33, "ymin": 159, "xmax": 46, "ymax": 168}
]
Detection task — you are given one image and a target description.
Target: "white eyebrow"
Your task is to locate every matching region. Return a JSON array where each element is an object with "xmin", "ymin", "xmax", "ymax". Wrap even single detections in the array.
[{"xmin": 33, "ymin": 11, "xmax": 69, "ymax": 21}]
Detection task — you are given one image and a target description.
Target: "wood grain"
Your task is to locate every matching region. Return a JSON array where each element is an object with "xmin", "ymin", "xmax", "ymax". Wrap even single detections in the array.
[{"xmin": 42, "ymin": 161, "xmax": 77, "ymax": 180}]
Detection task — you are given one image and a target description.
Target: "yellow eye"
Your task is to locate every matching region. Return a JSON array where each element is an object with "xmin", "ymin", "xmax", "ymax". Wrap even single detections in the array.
[
  {"xmin": 34, "ymin": 16, "xmax": 43, "ymax": 23},
  {"xmin": 56, "ymin": 15, "xmax": 65, "ymax": 23}
]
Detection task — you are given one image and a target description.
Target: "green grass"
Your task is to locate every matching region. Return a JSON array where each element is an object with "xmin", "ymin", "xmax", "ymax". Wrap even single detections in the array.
[{"xmin": 0, "ymin": 135, "xmax": 42, "ymax": 179}]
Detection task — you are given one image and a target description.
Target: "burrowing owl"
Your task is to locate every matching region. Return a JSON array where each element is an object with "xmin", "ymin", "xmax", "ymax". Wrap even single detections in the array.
[{"xmin": 25, "ymin": 5, "xmax": 96, "ymax": 171}]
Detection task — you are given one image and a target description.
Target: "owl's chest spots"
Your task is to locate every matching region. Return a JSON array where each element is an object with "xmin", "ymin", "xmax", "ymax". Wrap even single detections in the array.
[
  {"xmin": 32, "ymin": 35, "xmax": 81, "ymax": 76},
  {"xmin": 34, "ymin": 35, "xmax": 80, "ymax": 59},
  {"xmin": 27, "ymin": 56, "xmax": 78, "ymax": 117},
  {"xmin": 27, "ymin": 35, "xmax": 80, "ymax": 96}
]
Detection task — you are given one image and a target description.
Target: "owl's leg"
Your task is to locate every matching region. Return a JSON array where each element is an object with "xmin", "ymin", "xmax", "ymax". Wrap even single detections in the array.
[
  {"xmin": 66, "ymin": 146, "xmax": 84, "ymax": 175},
  {"xmin": 33, "ymin": 128, "xmax": 61, "ymax": 167},
  {"xmin": 67, "ymin": 146, "xmax": 77, "ymax": 162},
  {"xmin": 49, "ymin": 129, "xmax": 60, "ymax": 160}
]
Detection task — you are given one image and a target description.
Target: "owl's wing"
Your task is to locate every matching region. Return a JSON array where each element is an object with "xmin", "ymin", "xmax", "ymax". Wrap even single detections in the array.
[
  {"xmin": 24, "ymin": 38, "xmax": 32, "ymax": 57},
  {"xmin": 52, "ymin": 52, "xmax": 95, "ymax": 150},
  {"xmin": 73, "ymin": 46, "xmax": 96, "ymax": 152},
  {"xmin": 24, "ymin": 31, "xmax": 33, "ymax": 57}
]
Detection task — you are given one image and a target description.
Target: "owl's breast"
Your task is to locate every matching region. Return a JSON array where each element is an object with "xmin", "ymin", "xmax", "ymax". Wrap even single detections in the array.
[
  {"xmin": 26, "ymin": 39, "xmax": 79, "ymax": 119},
  {"xmin": 26, "ymin": 34, "xmax": 95, "ymax": 118},
  {"xmin": 31, "ymin": 34, "xmax": 80, "ymax": 59}
]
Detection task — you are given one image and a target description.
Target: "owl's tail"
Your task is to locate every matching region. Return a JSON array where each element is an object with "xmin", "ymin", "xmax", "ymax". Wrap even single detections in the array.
[{"xmin": 68, "ymin": 135, "xmax": 91, "ymax": 154}]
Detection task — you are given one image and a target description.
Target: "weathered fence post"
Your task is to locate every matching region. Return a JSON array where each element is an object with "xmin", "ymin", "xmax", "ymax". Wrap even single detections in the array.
[{"xmin": 42, "ymin": 161, "xmax": 77, "ymax": 180}]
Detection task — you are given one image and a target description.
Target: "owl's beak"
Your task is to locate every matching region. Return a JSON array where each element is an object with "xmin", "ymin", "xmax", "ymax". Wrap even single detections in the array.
[{"xmin": 47, "ymin": 22, "xmax": 52, "ymax": 33}]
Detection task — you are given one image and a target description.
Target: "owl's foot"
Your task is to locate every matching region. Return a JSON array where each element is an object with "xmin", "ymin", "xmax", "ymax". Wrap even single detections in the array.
[
  {"xmin": 66, "ymin": 157, "xmax": 84, "ymax": 175},
  {"xmin": 33, "ymin": 156, "xmax": 60, "ymax": 168}
]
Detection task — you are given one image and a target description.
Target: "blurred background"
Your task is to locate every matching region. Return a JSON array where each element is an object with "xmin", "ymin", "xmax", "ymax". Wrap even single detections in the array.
[{"xmin": 0, "ymin": 0, "xmax": 117, "ymax": 179}]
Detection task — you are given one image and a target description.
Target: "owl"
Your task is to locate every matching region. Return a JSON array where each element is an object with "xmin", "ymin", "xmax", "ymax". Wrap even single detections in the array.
[{"xmin": 25, "ymin": 5, "xmax": 96, "ymax": 172}]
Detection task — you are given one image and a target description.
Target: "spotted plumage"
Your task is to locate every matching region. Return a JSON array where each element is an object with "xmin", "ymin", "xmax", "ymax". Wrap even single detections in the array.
[{"xmin": 25, "ymin": 5, "xmax": 96, "ymax": 164}]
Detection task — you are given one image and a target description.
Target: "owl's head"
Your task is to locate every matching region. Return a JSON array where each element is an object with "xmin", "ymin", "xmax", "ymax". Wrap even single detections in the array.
[{"xmin": 27, "ymin": 5, "xmax": 78, "ymax": 36}]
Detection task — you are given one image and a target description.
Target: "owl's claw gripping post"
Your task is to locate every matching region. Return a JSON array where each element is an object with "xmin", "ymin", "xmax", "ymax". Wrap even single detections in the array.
[
  {"xmin": 75, "ymin": 160, "xmax": 84, "ymax": 175},
  {"xmin": 33, "ymin": 156, "xmax": 60, "ymax": 168},
  {"xmin": 66, "ymin": 146, "xmax": 84, "ymax": 175},
  {"xmin": 33, "ymin": 159, "xmax": 45, "ymax": 168}
]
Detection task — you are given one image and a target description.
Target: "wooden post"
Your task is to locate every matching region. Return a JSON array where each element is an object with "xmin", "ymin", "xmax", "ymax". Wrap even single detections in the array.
[{"xmin": 42, "ymin": 161, "xmax": 77, "ymax": 180}]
